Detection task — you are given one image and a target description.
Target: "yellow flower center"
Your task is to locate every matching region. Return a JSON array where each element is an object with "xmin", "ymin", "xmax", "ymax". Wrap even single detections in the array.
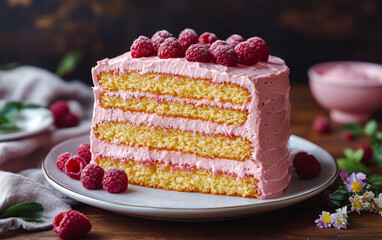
[
  {"xmin": 323, "ymin": 214, "xmax": 331, "ymax": 224},
  {"xmin": 352, "ymin": 182, "xmax": 362, "ymax": 192},
  {"xmin": 337, "ymin": 219, "xmax": 343, "ymax": 225},
  {"xmin": 354, "ymin": 201, "xmax": 362, "ymax": 209}
]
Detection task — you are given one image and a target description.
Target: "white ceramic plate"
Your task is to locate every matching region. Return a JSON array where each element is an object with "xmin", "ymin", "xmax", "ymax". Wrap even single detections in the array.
[
  {"xmin": 0, "ymin": 107, "xmax": 53, "ymax": 141},
  {"xmin": 43, "ymin": 135, "xmax": 338, "ymax": 221}
]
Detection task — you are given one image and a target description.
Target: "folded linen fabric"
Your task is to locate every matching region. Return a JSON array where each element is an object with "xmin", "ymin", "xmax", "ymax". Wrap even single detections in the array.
[{"xmin": 0, "ymin": 66, "xmax": 93, "ymax": 232}]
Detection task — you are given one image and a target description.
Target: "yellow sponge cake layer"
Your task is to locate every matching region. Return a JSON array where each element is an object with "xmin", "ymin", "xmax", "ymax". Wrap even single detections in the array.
[
  {"xmin": 94, "ymin": 121, "xmax": 251, "ymax": 161},
  {"xmin": 98, "ymin": 72, "xmax": 250, "ymax": 105},
  {"xmin": 94, "ymin": 157, "xmax": 260, "ymax": 198},
  {"xmin": 99, "ymin": 94, "xmax": 248, "ymax": 125}
]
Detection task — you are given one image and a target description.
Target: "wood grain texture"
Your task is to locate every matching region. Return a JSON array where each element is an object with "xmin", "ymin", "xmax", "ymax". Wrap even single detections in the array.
[{"xmin": 3, "ymin": 85, "xmax": 382, "ymax": 240}]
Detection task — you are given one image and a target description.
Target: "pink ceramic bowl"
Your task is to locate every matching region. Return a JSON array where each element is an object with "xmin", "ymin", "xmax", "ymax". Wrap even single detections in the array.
[{"xmin": 308, "ymin": 61, "xmax": 382, "ymax": 123}]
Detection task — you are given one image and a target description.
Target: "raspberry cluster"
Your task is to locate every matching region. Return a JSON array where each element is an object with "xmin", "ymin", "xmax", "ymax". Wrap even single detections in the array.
[
  {"xmin": 56, "ymin": 143, "xmax": 128, "ymax": 193},
  {"xmin": 49, "ymin": 101, "xmax": 79, "ymax": 128},
  {"xmin": 130, "ymin": 29, "xmax": 270, "ymax": 67}
]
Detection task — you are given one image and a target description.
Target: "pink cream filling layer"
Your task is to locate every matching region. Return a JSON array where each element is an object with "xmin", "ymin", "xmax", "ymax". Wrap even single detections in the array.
[{"xmin": 91, "ymin": 53, "xmax": 291, "ymax": 198}]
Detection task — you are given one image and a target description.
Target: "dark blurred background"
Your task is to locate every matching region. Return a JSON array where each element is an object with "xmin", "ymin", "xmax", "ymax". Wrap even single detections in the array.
[{"xmin": 1, "ymin": 0, "xmax": 381, "ymax": 85}]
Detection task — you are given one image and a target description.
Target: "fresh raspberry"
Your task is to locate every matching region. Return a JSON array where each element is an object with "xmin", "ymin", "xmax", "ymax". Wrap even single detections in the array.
[
  {"xmin": 209, "ymin": 40, "xmax": 229, "ymax": 63},
  {"xmin": 344, "ymin": 131, "xmax": 355, "ymax": 141},
  {"xmin": 130, "ymin": 36, "xmax": 154, "ymax": 58},
  {"xmin": 185, "ymin": 44, "xmax": 211, "ymax": 63},
  {"xmin": 157, "ymin": 37, "xmax": 184, "ymax": 59},
  {"xmin": 80, "ymin": 164, "xmax": 105, "ymax": 190},
  {"xmin": 356, "ymin": 144, "xmax": 373, "ymax": 164},
  {"xmin": 294, "ymin": 154, "xmax": 321, "ymax": 180},
  {"xmin": 151, "ymin": 30, "xmax": 173, "ymax": 54},
  {"xmin": 209, "ymin": 40, "xmax": 228, "ymax": 54},
  {"xmin": 234, "ymin": 42, "xmax": 260, "ymax": 66},
  {"xmin": 198, "ymin": 32, "xmax": 217, "ymax": 47},
  {"xmin": 102, "ymin": 167, "xmax": 128, "ymax": 193},
  {"xmin": 49, "ymin": 101, "xmax": 70, "ymax": 127},
  {"xmin": 212, "ymin": 45, "xmax": 238, "ymax": 67},
  {"xmin": 247, "ymin": 37, "xmax": 269, "ymax": 61},
  {"xmin": 77, "ymin": 143, "xmax": 91, "ymax": 164},
  {"xmin": 61, "ymin": 112, "xmax": 79, "ymax": 128},
  {"xmin": 178, "ymin": 28, "xmax": 198, "ymax": 52},
  {"xmin": 64, "ymin": 155, "xmax": 87, "ymax": 180},
  {"xmin": 293, "ymin": 151, "xmax": 309, "ymax": 168},
  {"xmin": 56, "ymin": 152, "xmax": 74, "ymax": 172},
  {"xmin": 53, "ymin": 210, "xmax": 91, "ymax": 239},
  {"xmin": 313, "ymin": 116, "xmax": 331, "ymax": 134},
  {"xmin": 226, "ymin": 34, "xmax": 244, "ymax": 48}
]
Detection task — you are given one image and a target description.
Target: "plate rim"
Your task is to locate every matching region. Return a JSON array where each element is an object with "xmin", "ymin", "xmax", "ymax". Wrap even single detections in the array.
[
  {"xmin": 42, "ymin": 134, "xmax": 338, "ymax": 211},
  {"xmin": 0, "ymin": 107, "xmax": 53, "ymax": 141}
]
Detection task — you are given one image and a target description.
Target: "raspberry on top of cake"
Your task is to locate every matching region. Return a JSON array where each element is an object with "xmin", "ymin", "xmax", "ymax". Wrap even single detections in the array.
[{"xmin": 90, "ymin": 29, "xmax": 291, "ymax": 199}]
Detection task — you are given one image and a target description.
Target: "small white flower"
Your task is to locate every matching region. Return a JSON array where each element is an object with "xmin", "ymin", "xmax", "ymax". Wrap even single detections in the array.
[
  {"xmin": 350, "ymin": 194, "xmax": 364, "ymax": 214},
  {"xmin": 363, "ymin": 191, "xmax": 375, "ymax": 202},
  {"xmin": 372, "ymin": 193, "xmax": 382, "ymax": 214},
  {"xmin": 332, "ymin": 206, "xmax": 349, "ymax": 229}
]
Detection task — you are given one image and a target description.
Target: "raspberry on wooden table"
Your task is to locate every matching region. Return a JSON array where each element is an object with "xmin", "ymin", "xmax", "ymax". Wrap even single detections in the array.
[
  {"xmin": 178, "ymin": 28, "xmax": 198, "ymax": 53},
  {"xmin": 64, "ymin": 155, "xmax": 87, "ymax": 180},
  {"xmin": 226, "ymin": 34, "xmax": 244, "ymax": 48},
  {"xmin": 234, "ymin": 42, "xmax": 260, "ymax": 65},
  {"xmin": 212, "ymin": 45, "xmax": 238, "ymax": 67},
  {"xmin": 185, "ymin": 44, "xmax": 211, "ymax": 63},
  {"xmin": 77, "ymin": 143, "xmax": 91, "ymax": 164},
  {"xmin": 53, "ymin": 210, "xmax": 91, "ymax": 239},
  {"xmin": 102, "ymin": 167, "xmax": 128, "ymax": 193},
  {"xmin": 247, "ymin": 37, "xmax": 269, "ymax": 61},
  {"xmin": 198, "ymin": 32, "xmax": 217, "ymax": 47},
  {"xmin": 81, "ymin": 164, "xmax": 105, "ymax": 190},
  {"xmin": 151, "ymin": 30, "xmax": 173, "ymax": 54},
  {"xmin": 356, "ymin": 144, "xmax": 373, "ymax": 164},
  {"xmin": 343, "ymin": 131, "xmax": 355, "ymax": 141},
  {"xmin": 313, "ymin": 116, "xmax": 331, "ymax": 134},
  {"xmin": 158, "ymin": 37, "xmax": 184, "ymax": 59},
  {"xmin": 131, "ymin": 36, "xmax": 154, "ymax": 58},
  {"xmin": 56, "ymin": 152, "xmax": 73, "ymax": 172}
]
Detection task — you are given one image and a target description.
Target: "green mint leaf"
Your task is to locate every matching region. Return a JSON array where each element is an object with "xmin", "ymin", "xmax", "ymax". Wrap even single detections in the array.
[
  {"xmin": 364, "ymin": 119, "xmax": 378, "ymax": 136},
  {"xmin": 0, "ymin": 121, "xmax": 18, "ymax": 132},
  {"xmin": 368, "ymin": 175, "xmax": 382, "ymax": 192},
  {"xmin": 343, "ymin": 148, "xmax": 354, "ymax": 159},
  {"xmin": 56, "ymin": 51, "xmax": 83, "ymax": 77},
  {"xmin": 331, "ymin": 200, "xmax": 342, "ymax": 207},
  {"xmin": 0, "ymin": 113, "xmax": 10, "ymax": 124},
  {"xmin": 0, "ymin": 62, "xmax": 19, "ymax": 70},
  {"xmin": 341, "ymin": 123, "xmax": 363, "ymax": 136},
  {"xmin": 375, "ymin": 132, "xmax": 382, "ymax": 141},
  {"xmin": 0, "ymin": 101, "xmax": 23, "ymax": 117},
  {"xmin": 337, "ymin": 158, "xmax": 370, "ymax": 175},
  {"xmin": 0, "ymin": 202, "xmax": 44, "ymax": 222},
  {"xmin": 330, "ymin": 189, "xmax": 348, "ymax": 201},
  {"xmin": 21, "ymin": 103, "xmax": 42, "ymax": 109},
  {"xmin": 337, "ymin": 184, "xmax": 347, "ymax": 191},
  {"xmin": 353, "ymin": 149, "xmax": 364, "ymax": 162}
]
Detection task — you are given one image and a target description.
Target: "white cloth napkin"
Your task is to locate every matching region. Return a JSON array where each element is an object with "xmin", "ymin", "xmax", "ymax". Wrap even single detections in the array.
[{"xmin": 0, "ymin": 66, "xmax": 93, "ymax": 232}]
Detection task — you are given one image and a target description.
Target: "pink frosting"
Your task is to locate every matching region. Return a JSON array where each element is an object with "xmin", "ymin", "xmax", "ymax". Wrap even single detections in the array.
[{"xmin": 90, "ymin": 52, "xmax": 291, "ymax": 199}]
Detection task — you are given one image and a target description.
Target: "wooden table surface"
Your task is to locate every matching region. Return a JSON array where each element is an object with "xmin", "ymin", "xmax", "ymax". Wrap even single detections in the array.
[{"xmin": 4, "ymin": 84, "xmax": 382, "ymax": 240}]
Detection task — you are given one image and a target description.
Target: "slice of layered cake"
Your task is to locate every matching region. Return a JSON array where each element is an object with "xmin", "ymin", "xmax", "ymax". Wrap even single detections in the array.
[{"xmin": 90, "ymin": 30, "xmax": 291, "ymax": 198}]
